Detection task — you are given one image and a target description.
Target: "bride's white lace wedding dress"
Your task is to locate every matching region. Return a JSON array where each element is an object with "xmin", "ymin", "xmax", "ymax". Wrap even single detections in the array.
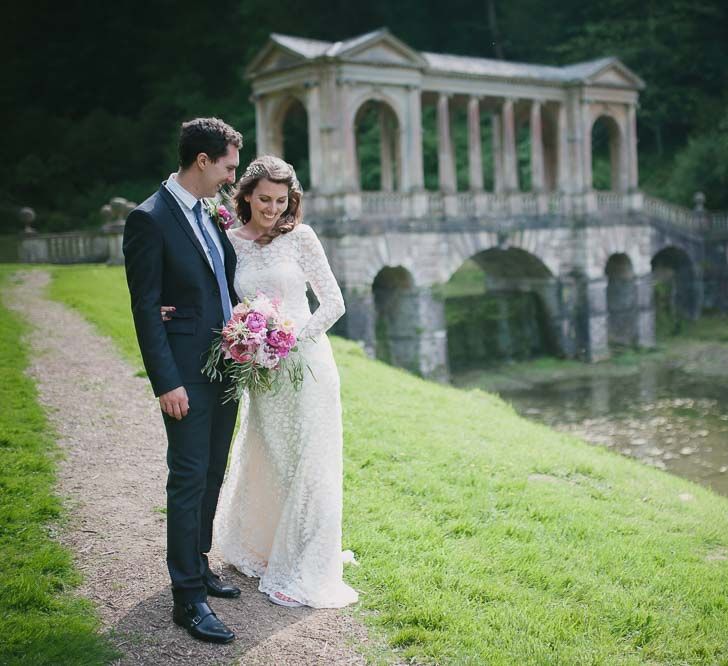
[{"xmin": 213, "ymin": 223, "xmax": 358, "ymax": 608}]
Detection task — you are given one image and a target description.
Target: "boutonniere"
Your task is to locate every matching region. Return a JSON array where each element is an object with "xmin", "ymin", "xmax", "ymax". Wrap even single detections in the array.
[{"xmin": 204, "ymin": 199, "xmax": 235, "ymax": 231}]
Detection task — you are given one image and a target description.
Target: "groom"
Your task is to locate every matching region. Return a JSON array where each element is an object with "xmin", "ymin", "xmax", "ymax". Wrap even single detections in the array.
[{"xmin": 123, "ymin": 118, "xmax": 242, "ymax": 644}]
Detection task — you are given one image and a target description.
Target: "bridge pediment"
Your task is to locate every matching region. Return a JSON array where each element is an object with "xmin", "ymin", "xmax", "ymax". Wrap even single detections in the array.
[
  {"xmin": 332, "ymin": 30, "xmax": 427, "ymax": 68},
  {"xmin": 255, "ymin": 49, "xmax": 306, "ymax": 74},
  {"xmin": 581, "ymin": 60, "xmax": 646, "ymax": 90}
]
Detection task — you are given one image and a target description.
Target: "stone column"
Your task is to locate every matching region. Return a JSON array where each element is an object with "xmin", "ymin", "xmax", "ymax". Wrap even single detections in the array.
[
  {"xmin": 305, "ymin": 84, "xmax": 322, "ymax": 191},
  {"xmin": 530, "ymin": 101, "xmax": 545, "ymax": 192},
  {"xmin": 581, "ymin": 103, "xmax": 593, "ymax": 192},
  {"xmin": 379, "ymin": 106, "xmax": 395, "ymax": 192},
  {"xmin": 627, "ymin": 104, "xmax": 639, "ymax": 191},
  {"xmin": 532, "ymin": 278, "xmax": 562, "ymax": 355},
  {"xmin": 467, "ymin": 96, "xmax": 483, "ymax": 191},
  {"xmin": 406, "ymin": 86, "xmax": 425, "ymax": 191},
  {"xmin": 555, "ymin": 274, "xmax": 581, "ymax": 358},
  {"xmin": 635, "ymin": 273, "xmax": 656, "ymax": 348},
  {"xmin": 416, "ymin": 287, "xmax": 450, "ymax": 382},
  {"xmin": 254, "ymin": 95, "xmax": 268, "ymax": 155},
  {"xmin": 584, "ymin": 277, "xmax": 609, "ymax": 362},
  {"xmin": 437, "ymin": 93, "xmax": 457, "ymax": 193},
  {"xmin": 502, "ymin": 98, "xmax": 518, "ymax": 191},
  {"xmin": 265, "ymin": 95, "xmax": 285, "ymax": 158},
  {"xmin": 556, "ymin": 102, "xmax": 569, "ymax": 193},
  {"xmin": 492, "ymin": 112, "xmax": 504, "ymax": 193}
]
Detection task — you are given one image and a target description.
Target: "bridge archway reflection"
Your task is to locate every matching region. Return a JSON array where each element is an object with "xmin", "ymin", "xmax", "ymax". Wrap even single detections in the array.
[
  {"xmin": 442, "ymin": 247, "xmax": 559, "ymax": 370},
  {"xmin": 652, "ymin": 246, "xmax": 700, "ymax": 334},
  {"xmin": 605, "ymin": 253, "xmax": 637, "ymax": 347},
  {"xmin": 372, "ymin": 266, "xmax": 419, "ymax": 372}
]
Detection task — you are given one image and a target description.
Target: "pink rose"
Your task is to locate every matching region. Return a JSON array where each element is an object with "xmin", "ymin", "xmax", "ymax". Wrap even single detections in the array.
[{"xmin": 229, "ymin": 343, "xmax": 254, "ymax": 364}]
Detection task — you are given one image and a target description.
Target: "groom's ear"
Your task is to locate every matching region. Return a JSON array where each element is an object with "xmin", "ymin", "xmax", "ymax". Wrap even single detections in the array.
[{"xmin": 196, "ymin": 153, "xmax": 210, "ymax": 170}]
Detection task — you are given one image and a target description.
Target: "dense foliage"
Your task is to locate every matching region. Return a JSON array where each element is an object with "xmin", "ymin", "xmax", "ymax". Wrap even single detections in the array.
[{"xmin": 2, "ymin": 0, "xmax": 726, "ymax": 231}]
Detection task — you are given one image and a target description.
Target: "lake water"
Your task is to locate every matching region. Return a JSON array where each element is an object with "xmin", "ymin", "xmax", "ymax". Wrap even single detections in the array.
[{"xmin": 496, "ymin": 365, "xmax": 728, "ymax": 495}]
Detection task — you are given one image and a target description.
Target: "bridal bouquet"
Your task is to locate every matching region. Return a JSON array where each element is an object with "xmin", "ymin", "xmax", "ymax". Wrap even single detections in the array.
[{"xmin": 202, "ymin": 293, "xmax": 305, "ymax": 401}]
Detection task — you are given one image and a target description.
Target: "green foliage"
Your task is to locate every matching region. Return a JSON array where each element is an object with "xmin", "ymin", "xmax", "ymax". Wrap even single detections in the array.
[
  {"xmin": 3, "ymin": 2, "xmax": 726, "ymax": 227},
  {"xmin": 665, "ymin": 108, "xmax": 728, "ymax": 209},
  {"xmin": 0, "ymin": 267, "xmax": 117, "ymax": 665},
  {"xmin": 50, "ymin": 264, "xmax": 728, "ymax": 664},
  {"xmin": 356, "ymin": 103, "xmax": 385, "ymax": 191},
  {"xmin": 282, "ymin": 101, "xmax": 311, "ymax": 191}
]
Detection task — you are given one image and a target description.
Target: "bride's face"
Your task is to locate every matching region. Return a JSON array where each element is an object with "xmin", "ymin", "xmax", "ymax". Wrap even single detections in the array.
[{"xmin": 245, "ymin": 178, "xmax": 289, "ymax": 231}]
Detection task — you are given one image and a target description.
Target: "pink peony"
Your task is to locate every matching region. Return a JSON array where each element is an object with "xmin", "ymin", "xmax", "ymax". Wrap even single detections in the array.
[
  {"xmin": 245, "ymin": 311, "xmax": 267, "ymax": 333},
  {"xmin": 266, "ymin": 329, "xmax": 296, "ymax": 355}
]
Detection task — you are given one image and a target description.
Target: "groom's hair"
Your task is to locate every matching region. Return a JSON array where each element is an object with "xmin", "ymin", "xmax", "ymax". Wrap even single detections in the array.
[{"xmin": 178, "ymin": 117, "xmax": 243, "ymax": 169}]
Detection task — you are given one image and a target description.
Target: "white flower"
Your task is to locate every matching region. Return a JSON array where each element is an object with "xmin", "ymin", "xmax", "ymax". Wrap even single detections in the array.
[
  {"xmin": 255, "ymin": 344, "xmax": 279, "ymax": 369},
  {"xmin": 278, "ymin": 317, "xmax": 296, "ymax": 334},
  {"xmin": 249, "ymin": 293, "xmax": 277, "ymax": 319},
  {"xmin": 232, "ymin": 302, "xmax": 249, "ymax": 317}
]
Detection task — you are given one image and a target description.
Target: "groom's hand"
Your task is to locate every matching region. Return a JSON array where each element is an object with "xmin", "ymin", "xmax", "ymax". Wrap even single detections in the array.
[{"xmin": 159, "ymin": 386, "xmax": 189, "ymax": 420}]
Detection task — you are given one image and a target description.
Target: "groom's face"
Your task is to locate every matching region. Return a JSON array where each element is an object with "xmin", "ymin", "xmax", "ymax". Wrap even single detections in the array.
[{"xmin": 200, "ymin": 143, "xmax": 239, "ymax": 197}]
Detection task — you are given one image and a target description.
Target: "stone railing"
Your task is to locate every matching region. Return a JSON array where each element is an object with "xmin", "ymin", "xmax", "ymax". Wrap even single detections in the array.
[
  {"xmin": 595, "ymin": 191, "xmax": 629, "ymax": 212},
  {"xmin": 19, "ymin": 231, "xmax": 117, "ymax": 264},
  {"xmin": 426, "ymin": 192, "xmax": 444, "ymax": 217},
  {"xmin": 641, "ymin": 195, "xmax": 701, "ymax": 229},
  {"xmin": 310, "ymin": 190, "xmax": 644, "ymax": 220},
  {"xmin": 360, "ymin": 191, "xmax": 411, "ymax": 217}
]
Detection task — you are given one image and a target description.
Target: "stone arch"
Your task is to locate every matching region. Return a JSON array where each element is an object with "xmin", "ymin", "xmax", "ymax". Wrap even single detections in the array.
[
  {"xmin": 371, "ymin": 265, "xmax": 420, "ymax": 371},
  {"xmin": 347, "ymin": 90, "xmax": 406, "ymax": 192},
  {"xmin": 441, "ymin": 229, "xmax": 561, "ymax": 286},
  {"xmin": 264, "ymin": 94, "xmax": 308, "ymax": 156},
  {"xmin": 275, "ymin": 96, "xmax": 311, "ymax": 190},
  {"xmin": 586, "ymin": 226, "xmax": 651, "ymax": 280},
  {"xmin": 444, "ymin": 246, "xmax": 561, "ymax": 368},
  {"xmin": 588, "ymin": 111, "xmax": 627, "ymax": 192},
  {"xmin": 605, "ymin": 252, "xmax": 637, "ymax": 346},
  {"xmin": 652, "ymin": 246, "xmax": 700, "ymax": 327}
]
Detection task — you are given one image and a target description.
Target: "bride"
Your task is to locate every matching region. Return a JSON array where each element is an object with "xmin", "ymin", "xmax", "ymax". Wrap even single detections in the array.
[{"xmin": 212, "ymin": 155, "xmax": 358, "ymax": 609}]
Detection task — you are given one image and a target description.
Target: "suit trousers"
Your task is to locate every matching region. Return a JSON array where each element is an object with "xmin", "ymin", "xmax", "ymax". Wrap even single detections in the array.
[{"xmin": 162, "ymin": 380, "xmax": 237, "ymax": 604}]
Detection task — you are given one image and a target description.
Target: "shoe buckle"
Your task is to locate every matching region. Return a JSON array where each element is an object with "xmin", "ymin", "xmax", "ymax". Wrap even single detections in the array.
[{"xmin": 191, "ymin": 615, "xmax": 202, "ymax": 626}]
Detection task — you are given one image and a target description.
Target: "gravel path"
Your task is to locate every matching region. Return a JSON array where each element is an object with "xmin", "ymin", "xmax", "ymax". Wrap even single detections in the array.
[{"xmin": 5, "ymin": 270, "xmax": 371, "ymax": 666}]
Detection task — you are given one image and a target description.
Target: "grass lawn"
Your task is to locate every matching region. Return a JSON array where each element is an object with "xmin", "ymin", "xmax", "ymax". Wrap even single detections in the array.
[
  {"xmin": 49, "ymin": 265, "xmax": 728, "ymax": 665},
  {"xmin": 0, "ymin": 266, "xmax": 117, "ymax": 665}
]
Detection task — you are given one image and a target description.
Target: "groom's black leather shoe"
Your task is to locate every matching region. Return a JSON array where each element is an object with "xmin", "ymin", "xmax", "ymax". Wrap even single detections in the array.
[
  {"xmin": 172, "ymin": 601, "xmax": 235, "ymax": 644},
  {"xmin": 204, "ymin": 571, "xmax": 241, "ymax": 598}
]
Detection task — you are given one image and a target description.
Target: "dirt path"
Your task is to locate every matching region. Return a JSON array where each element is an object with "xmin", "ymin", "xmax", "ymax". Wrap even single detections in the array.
[{"xmin": 5, "ymin": 270, "xmax": 372, "ymax": 666}]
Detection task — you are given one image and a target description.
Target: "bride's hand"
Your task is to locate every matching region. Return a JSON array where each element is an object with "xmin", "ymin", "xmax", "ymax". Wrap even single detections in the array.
[{"xmin": 160, "ymin": 306, "xmax": 176, "ymax": 321}]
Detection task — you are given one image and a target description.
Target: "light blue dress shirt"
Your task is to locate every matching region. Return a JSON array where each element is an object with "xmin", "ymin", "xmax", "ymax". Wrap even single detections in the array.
[{"xmin": 165, "ymin": 174, "xmax": 234, "ymax": 314}]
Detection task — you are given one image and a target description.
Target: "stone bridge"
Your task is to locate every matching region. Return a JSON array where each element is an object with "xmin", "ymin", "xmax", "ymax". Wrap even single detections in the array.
[
  {"xmin": 18, "ymin": 29, "xmax": 727, "ymax": 382},
  {"xmin": 248, "ymin": 29, "xmax": 727, "ymax": 380}
]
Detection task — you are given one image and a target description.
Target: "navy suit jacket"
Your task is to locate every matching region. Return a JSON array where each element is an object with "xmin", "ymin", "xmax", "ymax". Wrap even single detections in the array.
[{"xmin": 123, "ymin": 184, "xmax": 238, "ymax": 397}]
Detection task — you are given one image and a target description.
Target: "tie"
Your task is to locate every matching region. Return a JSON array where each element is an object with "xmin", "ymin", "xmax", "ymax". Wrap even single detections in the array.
[{"xmin": 192, "ymin": 201, "xmax": 232, "ymax": 325}]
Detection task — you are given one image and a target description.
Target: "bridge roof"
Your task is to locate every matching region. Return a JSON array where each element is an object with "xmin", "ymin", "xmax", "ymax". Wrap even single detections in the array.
[{"xmin": 256, "ymin": 29, "xmax": 644, "ymax": 89}]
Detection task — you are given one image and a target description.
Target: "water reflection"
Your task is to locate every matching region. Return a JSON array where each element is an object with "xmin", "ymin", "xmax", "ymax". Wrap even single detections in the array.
[{"xmin": 498, "ymin": 365, "xmax": 728, "ymax": 495}]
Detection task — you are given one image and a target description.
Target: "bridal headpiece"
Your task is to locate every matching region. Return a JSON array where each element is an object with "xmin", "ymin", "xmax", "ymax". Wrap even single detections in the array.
[{"xmin": 243, "ymin": 162, "xmax": 268, "ymax": 180}]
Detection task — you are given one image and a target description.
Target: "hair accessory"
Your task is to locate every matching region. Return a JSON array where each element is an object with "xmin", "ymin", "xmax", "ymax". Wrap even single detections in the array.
[{"xmin": 243, "ymin": 162, "xmax": 269, "ymax": 179}]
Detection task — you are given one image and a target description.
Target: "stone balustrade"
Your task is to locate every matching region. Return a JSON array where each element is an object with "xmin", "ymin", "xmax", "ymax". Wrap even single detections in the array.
[{"xmin": 15, "ymin": 191, "xmax": 726, "ymax": 265}]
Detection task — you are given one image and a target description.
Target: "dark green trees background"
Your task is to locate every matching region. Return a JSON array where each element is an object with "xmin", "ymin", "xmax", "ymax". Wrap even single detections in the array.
[{"xmin": 2, "ymin": 0, "xmax": 727, "ymax": 231}]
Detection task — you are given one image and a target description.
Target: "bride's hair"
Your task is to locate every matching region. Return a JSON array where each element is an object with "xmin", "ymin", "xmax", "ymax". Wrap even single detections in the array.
[{"xmin": 233, "ymin": 155, "xmax": 303, "ymax": 245}]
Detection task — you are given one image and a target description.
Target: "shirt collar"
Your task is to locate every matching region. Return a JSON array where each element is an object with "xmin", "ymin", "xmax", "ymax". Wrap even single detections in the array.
[{"xmin": 166, "ymin": 172, "xmax": 200, "ymax": 212}]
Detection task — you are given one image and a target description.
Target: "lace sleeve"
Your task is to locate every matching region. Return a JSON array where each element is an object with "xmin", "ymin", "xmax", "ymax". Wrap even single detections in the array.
[{"xmin": 296, "ymin": 225, "xmax": 345, "ymax": 340}]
